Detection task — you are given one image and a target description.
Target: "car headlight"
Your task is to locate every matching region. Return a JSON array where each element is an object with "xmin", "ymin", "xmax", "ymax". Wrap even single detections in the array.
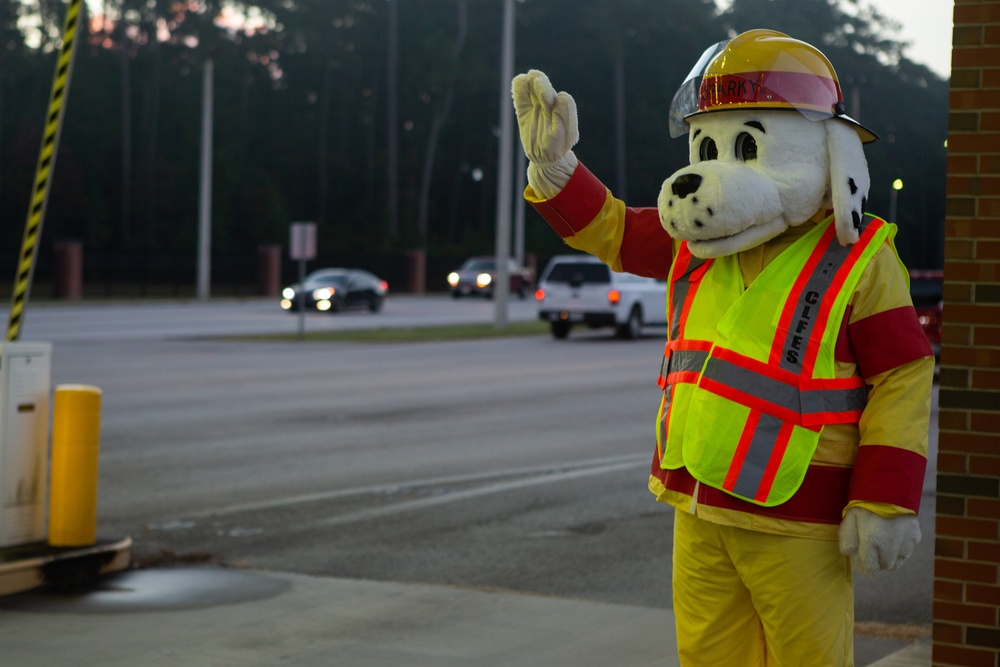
[
  {"xmin": 313, "ymin": 287, "xmax": 334, "ymax": 300},
  {"xmin": 281, "ymin": 287, "xmax": 295, "ymax": 299},
  {"xmin": 447, "ymin": 272, "xmax": 460, "ymax": 286},
  {"xmin": 280, "ymin": 298, "xmax": 292, "ymax": 310},
  {"xmin": 476, "ymin": 273, "xmax": 492, "ymax": 288}
]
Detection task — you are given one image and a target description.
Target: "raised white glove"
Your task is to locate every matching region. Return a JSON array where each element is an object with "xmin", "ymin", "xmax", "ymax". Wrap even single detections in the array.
[
  {"xmin": 839, "ymin": 506, "xmax": 921, "ymax": 576},
  {"xmin": 511, "ymin": 69, "xmax": 579, "ymax": 199}
]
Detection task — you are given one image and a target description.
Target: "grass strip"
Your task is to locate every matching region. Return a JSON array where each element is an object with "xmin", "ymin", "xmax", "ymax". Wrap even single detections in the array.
[{"xmin": 222, "ymin": 320, "xmax": 550, "ymax": 343}]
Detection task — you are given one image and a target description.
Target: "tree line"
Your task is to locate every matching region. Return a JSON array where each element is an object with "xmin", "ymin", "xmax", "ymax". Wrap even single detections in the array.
[{"xmin": 0, "ymin": 0, "xmax": 948, "ymax": 292}]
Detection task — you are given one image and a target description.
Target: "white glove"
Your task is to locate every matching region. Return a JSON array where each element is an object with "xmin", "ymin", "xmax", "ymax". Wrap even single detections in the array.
[
  {"xmin": 839, "ymin": 506, "xmax": 921, "ymax": 576},
  {"xmin": 511, "ymin": 70, "xmax": 580, "ymax": 199}
]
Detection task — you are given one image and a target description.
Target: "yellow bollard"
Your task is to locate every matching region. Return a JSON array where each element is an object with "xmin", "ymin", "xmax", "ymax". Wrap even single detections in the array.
[{"xmin": 48, "ymin": 384, "xmax": 102, "ymax": 547}]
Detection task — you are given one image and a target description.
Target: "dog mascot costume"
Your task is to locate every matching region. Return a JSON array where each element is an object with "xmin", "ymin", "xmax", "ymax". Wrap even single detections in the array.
[{"xmin": 512, "ymin": 29, "xmax": 934, "ymax": 666}]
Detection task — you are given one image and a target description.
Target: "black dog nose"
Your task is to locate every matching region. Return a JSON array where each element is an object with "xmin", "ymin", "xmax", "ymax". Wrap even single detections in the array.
[{"xmin": 671, "ymin": 173, "xmax": 702, "ymax": 199}]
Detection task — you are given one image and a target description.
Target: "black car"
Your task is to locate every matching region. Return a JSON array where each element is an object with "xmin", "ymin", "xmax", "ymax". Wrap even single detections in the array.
[
  {"xmin": 446, "ymin": 256, "xmax": 535, "ymax": 298},
  {"xmin": 280, "ymin": 268, "xmax": 388, "ymax": 313}
]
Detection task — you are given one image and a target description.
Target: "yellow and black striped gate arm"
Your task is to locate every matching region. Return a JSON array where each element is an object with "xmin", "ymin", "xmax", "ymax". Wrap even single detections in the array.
[{"xmin": 6, "ymin": 0, "xmax": 83, "ymax": 342}]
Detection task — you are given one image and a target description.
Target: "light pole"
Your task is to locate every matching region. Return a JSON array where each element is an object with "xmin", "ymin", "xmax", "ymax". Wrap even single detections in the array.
[
  {"xmin": 196, "ymin": 57, "xmax": 214, "ymax": 300},
  {"xmin": 889, "ymin": 178, "xmax": 903, "ymax": 222},
  {"xmin": 493, "ymin": 0, "xmax": 515, "ymax": 329}
]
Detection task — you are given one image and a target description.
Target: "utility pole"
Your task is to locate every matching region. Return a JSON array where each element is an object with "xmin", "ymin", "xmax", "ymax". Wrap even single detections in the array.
[
  {"xmin": 493, "ymin": 0, "xmax": 515, "ymax": 329},
  {"xmin": 386, "ymin": 0, "xmax": 399, "ymax": 237},
  {"xmin": 196, "ymin": 57, "xmax": 214, "ymax": 300}
]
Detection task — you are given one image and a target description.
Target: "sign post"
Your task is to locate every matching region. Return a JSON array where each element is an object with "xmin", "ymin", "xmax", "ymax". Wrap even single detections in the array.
[{"xmin": 289, "ymin": 222, "xmax": 317, "ymax": 338}]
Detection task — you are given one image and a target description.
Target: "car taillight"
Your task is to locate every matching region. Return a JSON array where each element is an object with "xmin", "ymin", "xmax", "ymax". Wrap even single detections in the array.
[
  {"xmin": 608, "ymin": 289, "xmax": 622, "ymax": 304},
  {"xmin": 535, "ymin": 289, "xmax": 545, "ymax": 301},
  {"xmin": 380, "ymin": 280, "xmax": 389, "ymax": 292}
]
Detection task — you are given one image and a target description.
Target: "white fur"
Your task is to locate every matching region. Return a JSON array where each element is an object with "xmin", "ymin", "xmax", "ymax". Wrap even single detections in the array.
[
  {"xmin": 826, "ymin": 119, "xmax": 871, "ymax": 245},
  {"xmin": 658, "ymin": 111, "xmax": 870, "ymax": 258}
]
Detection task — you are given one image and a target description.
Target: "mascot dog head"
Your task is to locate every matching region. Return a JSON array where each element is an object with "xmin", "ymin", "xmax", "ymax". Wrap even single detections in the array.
[{"xmin": 659, "ymin": 29, "xmax": 877, "ymax": 259}]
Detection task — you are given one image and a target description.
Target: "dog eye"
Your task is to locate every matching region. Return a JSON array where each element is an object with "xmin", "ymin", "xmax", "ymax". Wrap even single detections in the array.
[
  {"xmin": 735, "ymin": 132, "xmax": 758, "ymax": 161},
  {"xmin": 699, "ymin": 138, "xmax": 718, "ymax": 162}
]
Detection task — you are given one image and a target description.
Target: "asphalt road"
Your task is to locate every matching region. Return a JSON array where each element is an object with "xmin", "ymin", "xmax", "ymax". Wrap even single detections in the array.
[{"xmin": 10, "ymin": 296, "xmax": 937, "ymax": 625}]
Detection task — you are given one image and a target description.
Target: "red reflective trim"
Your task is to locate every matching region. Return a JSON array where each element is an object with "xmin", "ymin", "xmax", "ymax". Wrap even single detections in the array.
[
  {"xmin": 674, "ymin": 251, "xmax": 696, "ymax": 335},
  {"xmin": 703, "ymin": 346, "xmax": 863, "ymax": 424},
  {"xmin": 668, "ymin": 339, "xmax": 714, "ymax": 353},
  {"xmin": 531, "ymin": 163, "xmax": 609, "ymax": 239},
  {"xmin": 700, "ymin": 375, "xmax": 831, "ymax": 432},
  {"xmin": 689, "ymin": 260, "xmax": 711, "ymax": 283},
  {"xmin": 661, "ymin": 465, "xmax": 852, "ymax": 525},
  {"xmin": 849, "ymin": 306, "xmax": 934, "ymax": 378},
  {"xmin": 699, "ymin": 376, "xmax": 803, "ymax": 425},
  {"xmin": 725, "ymin": 410, "xmax": 761, "ymax": 491},
  {"xmin": 848, "ymin": 445, "xmax": 927, "ymax": 514},
  {"xmin": 665, "ymin": 340, "xmax": 713, "ymax": 386},
  {"xmin": 770, "ymin": 223, "xmax": 838, "ymax": 366},
  {"xmin": 754, "ymin": 421, "xmax": 795, "ymax": 503},
  {"xmin": 802, "ymin": 219, "xmax": 884, "ymax": 375},
  {"xmin": 667, "ymin": 371, "xmax": 701, "ymax": 385},
  {"xmin": 670, "ymin": 248, "xmax": 712, "ymax": 341},
  {"xmin": 713, "ymin": 345, "xmax": 799, "ymax": 386},
  {"xmin": 666, "ymin": 253, "xmax": 687, "ymax": 340}
]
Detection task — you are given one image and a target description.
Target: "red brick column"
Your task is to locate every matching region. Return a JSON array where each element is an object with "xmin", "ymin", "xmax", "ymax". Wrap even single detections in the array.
[{"xmin": 934, "ymin": 2, "xmax": 1000, "ymax": 665}]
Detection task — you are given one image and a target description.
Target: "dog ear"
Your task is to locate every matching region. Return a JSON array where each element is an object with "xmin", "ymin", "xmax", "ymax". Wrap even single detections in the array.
[{"xmin": 826, "ymin": 120, "xmax": 870, "ymax": 246}]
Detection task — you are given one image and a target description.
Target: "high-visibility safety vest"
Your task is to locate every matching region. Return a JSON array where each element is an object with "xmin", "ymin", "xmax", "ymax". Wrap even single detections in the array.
[{"xmin": 655, "ymin": 213, "xmax": 895, "ymax": 507}]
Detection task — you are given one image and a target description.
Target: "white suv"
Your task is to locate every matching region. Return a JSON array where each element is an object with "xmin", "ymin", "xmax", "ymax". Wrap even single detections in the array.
[{"xmin": 535, "ymin": 254, "xmax": 668, "ymax": 340}]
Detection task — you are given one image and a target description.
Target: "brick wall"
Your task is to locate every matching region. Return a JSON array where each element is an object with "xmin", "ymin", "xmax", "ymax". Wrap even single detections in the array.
[{"xmin": 934, "ymin": 2, "xmax": 1000, "ymax": 665}]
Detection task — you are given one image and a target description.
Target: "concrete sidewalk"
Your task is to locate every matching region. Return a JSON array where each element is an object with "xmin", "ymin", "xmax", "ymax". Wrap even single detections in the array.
[{"xmin": 0, "ymin": 567, "xmax": 926, "ymax": 667}]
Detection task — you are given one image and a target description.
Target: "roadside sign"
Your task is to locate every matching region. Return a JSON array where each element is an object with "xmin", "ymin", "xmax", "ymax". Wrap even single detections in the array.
[
  {"xmin": 289, "ymin": 222, "xmax": 317, "ymax": 260},
  {"xmin": 289, "ymin": 222, "xmax": 316, "ymax": 340}
]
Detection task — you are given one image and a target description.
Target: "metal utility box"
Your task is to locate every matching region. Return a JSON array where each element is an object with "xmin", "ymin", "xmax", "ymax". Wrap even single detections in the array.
[{"xmin": 0, "ymin": 342, "xmax": 52, "ymax": 548}]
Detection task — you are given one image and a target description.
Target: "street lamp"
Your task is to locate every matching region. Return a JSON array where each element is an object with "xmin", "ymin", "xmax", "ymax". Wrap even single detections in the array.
[{"xmin": 889, "ymin": 178, "xmax": 903, "ymax": 222}]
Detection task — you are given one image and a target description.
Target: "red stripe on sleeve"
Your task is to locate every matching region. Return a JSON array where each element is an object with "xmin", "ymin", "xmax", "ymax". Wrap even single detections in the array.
[
  {"xmin": 848, "ymin": 306, "xmax": 934, "ymax": 378},
  {"xmin": 530, "ymin": 162, "xmax": 609, "ymax": 238},
  {"xmin": 619, "ymin": 207, "xmax": 674, "ymax": 281},
  {"xmin": 834, "ymin": 305, "xmax": 855, "ymax": 364},
  {"xmin": 848, "ymin": 445, "xmax": 927, "ymax": 513}
]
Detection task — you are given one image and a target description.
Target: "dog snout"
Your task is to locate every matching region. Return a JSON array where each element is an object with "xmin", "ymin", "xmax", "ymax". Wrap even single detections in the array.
[{"xmin": 671, "ymin": 173, "xmax": 702, "ymax": 199}]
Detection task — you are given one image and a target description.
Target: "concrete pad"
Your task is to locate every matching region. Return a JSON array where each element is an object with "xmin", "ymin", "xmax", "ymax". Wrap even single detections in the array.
[{"xmin": 0, "ymin": 569, "xmax": 677, "ymax": 667}]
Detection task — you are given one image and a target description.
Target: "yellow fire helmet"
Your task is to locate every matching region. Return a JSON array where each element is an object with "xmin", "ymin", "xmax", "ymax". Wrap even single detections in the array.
[{"xmin": 668, "ymin": 29, "xmax": 878, "ymax": 143}]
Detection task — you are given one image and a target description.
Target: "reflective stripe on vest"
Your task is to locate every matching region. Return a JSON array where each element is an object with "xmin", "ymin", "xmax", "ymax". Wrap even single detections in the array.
[
  {"xmin": 655, "ymin": 245, "xmax": 732, "ymax": 470},
  {"xmin": 658, "ymin": 253, "xmax": 710, "ymax": 389},
  {"xmin": 658, "ymin": 214, "xmax": 894, "ymax": 506},
  {"xmin": 699, "ymin": 350, "xmax": 867, "ymax": 427}
]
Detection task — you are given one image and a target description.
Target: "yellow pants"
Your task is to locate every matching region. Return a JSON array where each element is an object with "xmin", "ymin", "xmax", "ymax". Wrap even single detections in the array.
[{"xmin": 672, "ymin": 510, "xmax": 854, "ymax": 667}]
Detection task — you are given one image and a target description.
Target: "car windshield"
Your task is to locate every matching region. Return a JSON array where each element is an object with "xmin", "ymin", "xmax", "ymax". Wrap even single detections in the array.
[
  {"xmin": 545, "ymin": 262, "xmax": 610, "ymax": 284},
  {"xmin": 305, "ymin": 273, "xmax": 349, "ymax": 286},
  {"xmin": 463, "ymin": 259, "xmax": 495, "ymax": 271}
]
